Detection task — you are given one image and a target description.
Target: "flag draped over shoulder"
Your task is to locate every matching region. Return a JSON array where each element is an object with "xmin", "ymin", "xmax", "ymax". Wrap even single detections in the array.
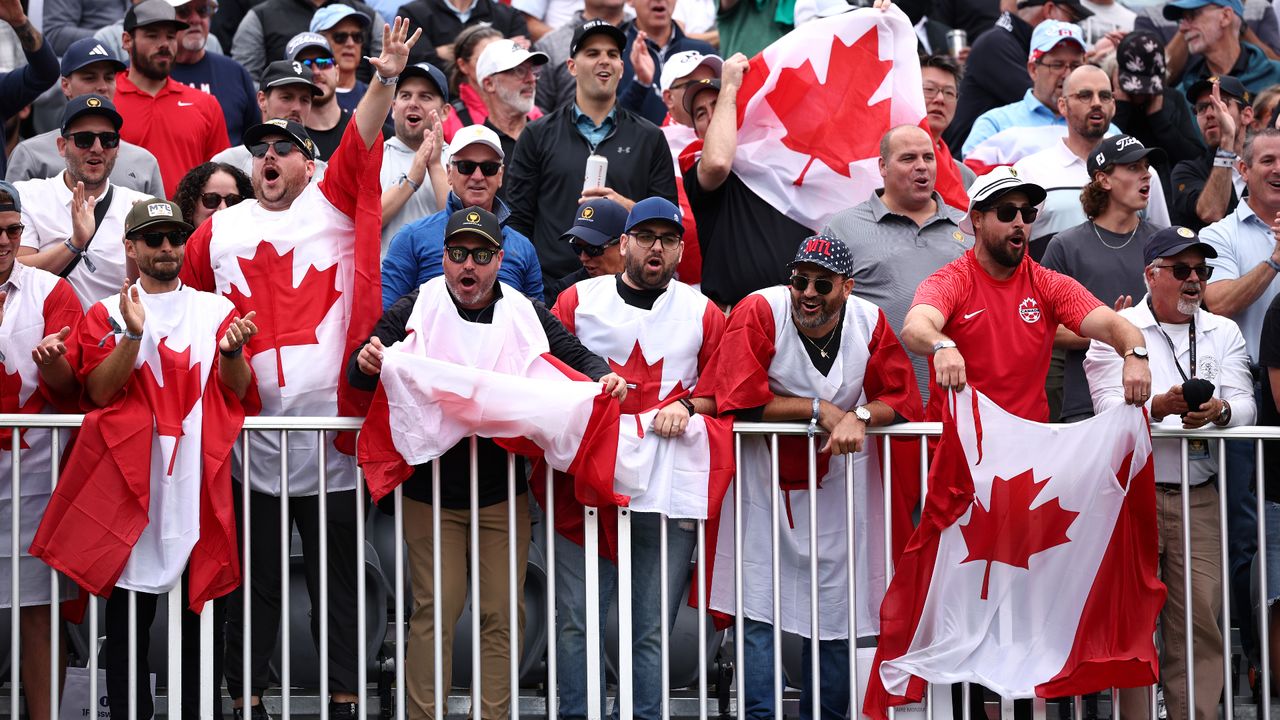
[
  {"xmin": 731, "ymin": 5, "xmax": 969, "ymax": 229},
  {"xmin": 865, "ymin": 388, "xmax": 1164, "ymax": 719}
]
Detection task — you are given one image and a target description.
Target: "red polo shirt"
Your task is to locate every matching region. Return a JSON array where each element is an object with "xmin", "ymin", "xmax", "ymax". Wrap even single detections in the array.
[{"xmin": 114, "ymin": 73, "xmax": 229, "ymax": 199}]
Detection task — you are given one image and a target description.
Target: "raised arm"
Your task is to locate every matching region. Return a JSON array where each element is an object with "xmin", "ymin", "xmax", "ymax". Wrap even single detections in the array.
[{"xmin": 356, "ymin": 16, "xmax": 423, "ymax": 150}]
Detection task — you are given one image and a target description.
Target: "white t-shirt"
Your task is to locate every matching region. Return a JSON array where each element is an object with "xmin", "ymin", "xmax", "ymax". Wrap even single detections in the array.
[
  {"xmin": 510, "ymin": 0, "xmax": 582, "ymax": 29},
  {"xmin": 380, "ymin": 135, "xmax": 441, "ymax": 252},
  {"xmin": 1081, "ymin": 0, "xmax": 1137, "ymax": 38}
]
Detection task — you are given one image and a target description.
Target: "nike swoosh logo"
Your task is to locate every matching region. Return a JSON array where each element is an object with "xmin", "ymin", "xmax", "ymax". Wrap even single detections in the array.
[
  {"xmin": 963, "ymin": 309, "xmax": 986, "ymax": 320},
  {"xmin": 177, "ymin": 101, "xmax": 194, "ymax": 107}
]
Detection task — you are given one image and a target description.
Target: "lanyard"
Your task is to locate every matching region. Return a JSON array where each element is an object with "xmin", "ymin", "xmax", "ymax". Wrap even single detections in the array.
[{"xmin": 1147, "ymin": 297, "xmax": 1195, "ymax": 382}]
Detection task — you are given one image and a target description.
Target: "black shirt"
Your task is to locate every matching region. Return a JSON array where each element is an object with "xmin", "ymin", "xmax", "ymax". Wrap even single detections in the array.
[
  {"xmin": 1258, "ymin": 293, "xmax": 1280, "ymax": 501},
  {"xmin": 1170, "ymin": 147, "xmax": 1240, "ymax": 232},
  {"xmin": 346, "ymin": 283, "xmax": 612, "ymax": 508},
  {"xmin": 944, "ymin": 12, "xmax": 1033, "ymax": 156},
  {"xmin": 307, "ymin": 109, "xmax": 352, "ymax": 162}
]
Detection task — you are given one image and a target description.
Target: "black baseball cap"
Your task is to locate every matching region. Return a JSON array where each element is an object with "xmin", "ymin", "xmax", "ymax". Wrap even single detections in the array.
[
  {"xmin": 445, "ymin": 206, "xmax": 503, "ymax": 248},
  {"xmin": 124, "ymin": 0, "xmax": 189, "ymax": 32},
  {"xmin": 571, "ymin": 19, "xmax": 627, "ymax": 57},
  {"xmin": 1143, "ymin": 225, "xmax": 1218, "ymax": 265},
  {"xmin": 61, "ymin": 94, "xmax": 123, "ymax": 134},
  {"xmin": 1186, "ymin": 74, "xmax": 1251, "ymax": 105},
  {"xmin": 683, "ymin": 78, "xmax": 720, "ymax": 116},
  {"xmin": 1115, "ymin": 32, "xmax": 1165, "ymax": 95},
  {"xmin": 262, "ymin": 60, "xmax": 322, "ymax": 97},
  {"xmin": 60, "ymin": 38, "xmax": 126, "ymax": 77},
  {"xmin": 242, "ymin": 118, "xmax": 317, "ymax": 160},
  {"xmin": 1086, "ymin": 135, "xmax": 1167, "ymax": 177},
  {"xmin": 1017, "ymin": 0, "xmax": 1093, "ymax": 19},
  {"xmin": 560, "ymin": 198, "xmax": 628, "ymax": 247},
  {"xmin": 789, "ymin": 234, "xmax": 853, "ymax": 276},
  {"xmin": 399, "ymin": 62, "xmax": 450, "ymax": 104}
]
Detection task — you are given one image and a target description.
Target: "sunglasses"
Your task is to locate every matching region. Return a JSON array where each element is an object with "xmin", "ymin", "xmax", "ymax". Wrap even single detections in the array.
[
  {"xmin": 65, "ymin": 131, "xmax": 120, "ymax": 149},
  {"xmin": 199, "ymin": 192, "xmax": 243, "ymax": 210},
  {"xmin": 0, "ymin": 223, "xmax": 24, "ymax": 240},
  {"xmin": 451, "ymin": 160, "xmax": 502, "ymax": 177},
  {"xmin": 328, "ymin": 31, "xmax": 361, "ymax": 45},
  {"xmin": 248, "ymin": 140, "xmax": 300, "ymax": 158},
  {"xmin": 445, "ymin": 245, "xmax": 497, "ymax": 265},
  {"xmin": 301, "ymin": 57, "xmax": 336, "ymax": 70},
  {"xmin": 571, "ymin": 240, "xmax": 617, "ymax": 257},
  {"xmin": 176, "ymin": 2, "xmax": 217, "ymax": 18},
  {"xmin": 130, "ymin": 229, "xmax": 189, "ymax": 247},
  {"xmin": 789, "ymin": 275, "xmax": 835, "ymax": 295},
  {"xmin": 1156, "ymin": 263, "xmax": 1214, "ymax": 281},
  {"xmin": 629, "ymin": 230, "xmax": 681, "ymax": 250},
  {"xmin": 989, "ymin": 204, "xmax": 1039, "ymax": 223}
]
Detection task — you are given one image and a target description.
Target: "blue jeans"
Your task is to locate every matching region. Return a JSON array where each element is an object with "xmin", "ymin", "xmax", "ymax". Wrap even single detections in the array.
[
  {"xmin": 741, "ymin": 618, "xmax": 850, "ymax": 720},
  {"xmin": 554, "ymin": 512, "xmax": 698, "ymax": 720}
]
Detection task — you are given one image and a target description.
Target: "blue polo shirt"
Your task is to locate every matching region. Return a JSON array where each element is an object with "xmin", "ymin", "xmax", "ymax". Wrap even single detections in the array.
[
  {"xmin": 962, "ymin": 88, "xmax": 1122, "ymax": 156},
  {"xmin": 1202, "ymin": 200, "xmax": 1278, "ymax": 361}
]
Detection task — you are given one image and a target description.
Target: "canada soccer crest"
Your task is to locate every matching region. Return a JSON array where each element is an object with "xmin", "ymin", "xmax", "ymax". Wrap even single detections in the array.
[{"xmin": 1018, "ymin": 297, "xmax": 1041, "ymax": 324}]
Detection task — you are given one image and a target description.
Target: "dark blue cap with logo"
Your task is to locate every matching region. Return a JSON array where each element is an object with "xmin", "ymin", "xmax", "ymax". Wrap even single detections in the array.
[
  {"xmin": 0, "ymin": 180, "xmax": 20, "ymax": 213},
  {"xmin": 1143, "ymin": 225, "xmax": 1219, "ymax": 265},
  {"xmin": 560, "ymin": 198, "xmax": 628, "ymax": 247},
  {"xmin": 625, "ymin": 197, "xmax": 684, "ymax": 234},
  {"xmin": 789, "ymin": 234, "xmax": 853, "ymax": 276},
  {"xmin": 61, "ymin": 94, "xmax": 123, "ymax": 133},
  {"xmin": 399, "ymin": 62, "xmax": 450, "ymax": 104},
  {"xmin": 61, "ymin": 38, "xmax": 126, "ymax": 76}
]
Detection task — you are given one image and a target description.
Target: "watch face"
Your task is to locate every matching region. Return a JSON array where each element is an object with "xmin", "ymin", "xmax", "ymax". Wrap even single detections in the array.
[
  {"xmin": 1133, "ymin": 346, "xmax": 1148, "ymax": 358},
  {"xmin": 855, "ymin": 406, "xmax": 872, "ymax": 422}
]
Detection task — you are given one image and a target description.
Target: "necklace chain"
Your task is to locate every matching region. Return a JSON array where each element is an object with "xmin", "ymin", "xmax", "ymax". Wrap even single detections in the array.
[
  {"xmin": 799, "ymin": 326, "xmax": 837, "ymax": 359},
  {"xmin": 1091, "ymin": 220, "xmax": 1138, "ymax": 251}
]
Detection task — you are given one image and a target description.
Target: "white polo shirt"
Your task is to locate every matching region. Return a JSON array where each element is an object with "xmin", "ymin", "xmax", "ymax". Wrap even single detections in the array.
[{"xmin": 15, "ymin": 172, "xmax": 150, "ymax": 309}]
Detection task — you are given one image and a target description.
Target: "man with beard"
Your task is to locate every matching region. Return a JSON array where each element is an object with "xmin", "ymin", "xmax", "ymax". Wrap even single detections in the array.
[
  {"xmin": 1171, "ymin": 75, "xmax": 1251, "ymax": 230},
  {"xmin": 113, "ymin": 0, "xmax": 229, "ymax": 199},
  {"xmin": 901, "ymin": 166, "xmax": 1151, "ymax": 423},
  {"xmin": 475, "ymin": 39, "xmax": 548, "ymax": 184},
  {"xmin": 543, "ymin": 197, "xmax": 628, "ymax": 303},
  {"xmin": 549, "ymin": 197, "xmax": 723, "ymax": 720},
  {"xmin": 380, "ymin": 62, "xmax": 449, "ymax": 242},
  {"xmin": 210, "ymin": 58, "xmax": 326, "ymax": 177},
  {"xmin": 167, "ymin": 0, "xmax": 260, "ymax": 145},
  {"xmin": 15, "ymin": 95, "xmax": 152, "ymax": 309},
  {"xmin": 1085, "ymin": 226, "xmax": 1252, "ymax": 720},
  {"xmin": 1013, "ymin": 64, "xmax": 1170, "ymax": 261},
  {"xmin": 288, "ymin": 30, "xmax": 354, "ymax": 161}
]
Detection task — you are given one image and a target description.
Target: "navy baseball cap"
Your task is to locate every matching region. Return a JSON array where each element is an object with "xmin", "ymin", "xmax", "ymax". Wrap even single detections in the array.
[
  {"xmin": 0, "ymin": 180, "xmax": 20, "ymax": 213},
  {"xmin": 399, "ymin": 62, "xmax": 450, "ymax": 104},
  {"xmin": 1164, "ymin": 0, "xmax": 1243, "ymax": 20},
  {"xmin": 61, "ymin": 94, "xmax": 123, "ymax": 133},
  {"xmin": 789, "ymin": 235, "xmax": 853, "ymax": 276},
  {"xmin": 560, "ymin": 198, "xmax": 628, "ymax": 247},
  {"xmin": 61, "ymin": 38, "xmax": 126, "ymax": 77},
  {"xmin": 1143, "ymin": 226, "xmax": 1219, "ymax": 265},
  {"xmin": 1186, "ymin": 74, "xmax": 1251, "ymax": 105},
  {"xmin": 625, "ymin": 197, "xmax": 684, "ymax": 234},
  {"xmin": 571, "ymin": 19, "xmax": 627, "ymax": 56}
]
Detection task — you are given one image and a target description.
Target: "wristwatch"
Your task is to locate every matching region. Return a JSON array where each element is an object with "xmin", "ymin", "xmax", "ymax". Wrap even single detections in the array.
[
  {"xmin": 1124, "ymin": 346, "xmax": 1149, "ymax": 360},
  {"xmin": 932, "ymin": 339, "xmax": 957, "ymax": 354},
  {"xmin": 1216, "ymin": 399, "xmax": 1232, "ymax": 426},
  {"xmin": 853, "ymin": 405, "xmax": 872, "ymax": 424}
]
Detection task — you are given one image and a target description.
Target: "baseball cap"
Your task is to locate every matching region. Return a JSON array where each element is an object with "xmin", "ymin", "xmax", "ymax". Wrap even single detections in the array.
[
  {"xmin": 445, "ymin": 206, "xmax": 503, "ymax": 248},
  {"xmin": 242, "ymin": 118, "xmax": 318, "ymax": 160},
  {"xmin": 261, "ymin": 60, "xmax": 322, "ymax": 97},
  {"xmin": 788, "ymin": 235, "xmax": 853, "ymax": 276},
  {"xmin": 447, "ymin": 124, "xmax": 505, "ymax": 161},
  {"xmin": 61, "ymin": 94, "xmax": 124, "ymax": 134},
  {"xmin": 125, "ymin": 198, "xmax": 194, "ymax": 235},
  {"xmin": 476, "ymin": 39, "xmax": 549, "ymax": 84},
  {"xmin": 682, "ymin": 78, "xmax": 721, "ymax": 116},
  {"xmin": 1186, "ymin": 74, "xmax": 1251, "ymax": 105},
  {"xmin": 1143, "ymin": 225, "xmax": 1219, "ymax": 265},
  {"xmin": 310, "ymin": 4, "xmax": 371, "ymax": 33},
  {"xmin": 0, "ymin": 180, "xmax": 21, "ymax": 214},
  {"xmin": 625, "ymin": 197, "xmax": 684, "ymax": 234},
  {"xmin": 124, "ymin": 0, "xmax": 189, "ymax": 32},
  {"xmin": 286, "ymin": 31, "xmax": 333, "ymax": 61},
  {"xmin": 400, "ymin": 62, "xmax": 449, "ymax": 103},
  {"xmin": 1163, "ymin": 0, "xmax": 1244, "ymax": 21},
  {"xmin": 1017, "ymin": 0, "xmax": 1094, "ymax": 20},
  {"xmin": 60, "ymin": 38, "xmax": 126, "ymax": 77},
  {"xmin": 1116, "ymin": 32, "xmax": 1166, "ymax": 95},
  {"xmin": 571, "ymin": 19, "xmax": 627, "ymax": 57},
  {"xmin": 1028, "ymin": 20, "xmax": 1086, "ymax": 61},
  {"xmin": 660, "ymin": 51, "xmax": 723, "ymax": 92},
  {"xmin": 959, "ymin": 166, "xmax": 1048, "ymax": 234},
  {"xmin": 560, "ymin": 198, "xmax": 628, "ymax": 247},
  {"xmin": 1086, "ymin": 135, "xmax": 1167, "ymax": 177}
]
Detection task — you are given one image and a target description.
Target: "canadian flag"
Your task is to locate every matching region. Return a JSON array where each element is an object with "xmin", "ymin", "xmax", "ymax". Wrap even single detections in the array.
[
  {"xmin": 864, "ymin": 389, "xmax": 1164, "ymax": 719},
  {"xmin": 963, "ymin": 126, "xmax": 1069, "ymax": 176},
  {"xmin": 728, "ymin": 5, "xmax": 969, "ymax": 229}
]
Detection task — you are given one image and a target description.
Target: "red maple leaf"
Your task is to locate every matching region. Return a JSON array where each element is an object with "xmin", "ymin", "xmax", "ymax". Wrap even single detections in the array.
[
  {"xmin": 959, "ymin": 469, "xmax": 1079, "ymax": 600},
  {"xmin": 764, "ymin": 29, "xmax": 893, "ymax": 186},
  {"xmin": 136, "ymin": 339, "xmax": 203, "ymax": 476},
  {"xmin": 607, "ymin": 341, "xmax": 686, "ymax": 415},
  {"xmin": 0, "ymin": 363, "xmax": 44, "ymax": 450},
  {"xmin": 223, "ymin": 242, "xmax": 341, "ymax": 387}
]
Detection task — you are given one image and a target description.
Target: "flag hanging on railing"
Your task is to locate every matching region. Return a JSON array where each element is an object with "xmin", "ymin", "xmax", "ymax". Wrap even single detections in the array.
[{"xmin": 865, "ymin": 388, "xmax": 1163, "ymax": 719}]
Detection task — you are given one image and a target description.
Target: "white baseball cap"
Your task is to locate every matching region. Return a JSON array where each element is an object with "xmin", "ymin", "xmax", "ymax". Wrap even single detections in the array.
[
  {"xmin": 958, "ymin": 166, "xmax": 1047, "ymax": 235},
  {"xmin": 476, "ymin": 39, "xmax": 549, "ymax": 84},
  {"xmin": 445, "ymin": 124, "xmax": 505, "ymax": 162},
  {"xmin": 659, "ymin": 50, "xmax": 724, "ymax": 92}
]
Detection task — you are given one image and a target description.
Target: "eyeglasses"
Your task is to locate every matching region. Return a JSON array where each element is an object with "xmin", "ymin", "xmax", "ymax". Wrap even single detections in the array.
[
  {"xmin": 989, "ymin": 204, "xmax": 1039, "ymax": 223},
  {"xmin": 629, "ymin": 231, "xmax": 682, "ymax": 250},
  {"xmin": 248, "ymin": 140, "xmax": 300, "ymax": 158},
  {"xmin": 64, "ymin": 131, "xmax": 120, "ymax": 149},
  {"xmin": 130, "ymin": 229, "xmax": 189, "ymax": 247},
  {"xmin": 922, "ymin": 85, "xmax": 958, "ymax": 101},
  {"xmin": 789, "ymin": 274, "xmax": 835, "ymax": 295},
  {"xmin": 451, "ymin": 159, "xmax": 502, "ymax": 176},
  {"xmin": 1193, "ymin": 100, "xmax": 1242, "ymax": 115},
  {"xmin": 1067, "ymin": 89, "xmax": 1115, "ymax": 103},
  {"xmin": 445, "ymin": 245, "xmax": 497, "ymax": 264},
  {"xmin": 328, "ymin": 31, "xmax": 361, "ymax": 45},
  {"xmin": 199, "ymin": 192, "xmax": 243, "ymax": 210},
  {"xmin": 0, "ymin": 224, "xmax": 24, "ymax": 240},
  {"xmin": 500, "ymin": 63, "xmax": 543, "ymax": 80},
  {"xmin": 1036, "ymin": 60, "xmax": 1084, "ymax": 73},
  {"xmin": 571, "ymin": 240, "xmax": 617, "ymax": 257},
  {"xmin": 300, "ymin": 57, "xmax": 336, "ymax": 70},
  {"xmin": 1156, "ymin": 263, "xmax": 1214, "ymax": 281},
  {"xmin": 175, "ymin": 2, "xmax": 217, "ymax": 18}
]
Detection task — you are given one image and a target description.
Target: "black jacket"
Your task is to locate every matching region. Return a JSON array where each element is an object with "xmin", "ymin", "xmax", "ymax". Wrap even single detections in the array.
[
  {"xmin": 506, "ymin": 104, "xmax": 676, "ymax": 288},
  {"xmin": 944, "ymin": 11, "xmax": 1032, "ymax": 156},
  {"xmin": 396, "ymin": 0, "xmax": 530, "ymax": 71},
  {"xmin": 1170, "ymin": 147, "xmax": 1240, "ymax": 232}
]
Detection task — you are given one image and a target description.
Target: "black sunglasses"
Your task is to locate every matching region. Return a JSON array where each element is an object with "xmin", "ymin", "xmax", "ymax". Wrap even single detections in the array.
[
  {"xmin": 248, "ymin": 140, "xmax": 300, "ymax": 158},
  {"xmin": 328, "ymin": 31, "xmax": 361, "ymax": 45},
  {"xmin": 301, "ymin": 57, "xmax": 336, "ymax": 70},
  {"xmin": 789, "ymin": 274, "xmax": 835, "ymax": 295},
  {"xmin": 452, "ymin": 160, "xmax": 502, "ymax": 177},
  {"xmin": 0, "ymin": 223, "xmax": 24, "ymax": 240},
  {"xmin": 130, "ymin": 229, "xmax": 189, "ymax": 248},
  {"xmin": 445, "ymin": 245, "xmax": 497, "ymax": 265},
  {"xmin": 990, "ymin": 204, "xmax": 1039, "ymax": 223},
  {"xmin": 1156, "ymin": 263, "xmax": 1214, "ymax": 281},
  {"xmin": 199, "ymin": 192, "xmax": 243, "ymax": 210},
  {"xmin": 65, "ymin": 131, "xmax": 120, "ymax": 149},
  {"xmin": 571, "ymin": 239, "xmax": 617, "ymax": 257}
]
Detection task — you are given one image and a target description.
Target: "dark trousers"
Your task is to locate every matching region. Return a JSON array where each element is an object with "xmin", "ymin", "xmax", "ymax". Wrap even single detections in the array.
[
  {"xmin": 223, "ymin": 485, "xmax": 363, "ymax": 698},
  {"xmin": 104, "ymin": 583, "xmax": 225, "ymax": 720}
]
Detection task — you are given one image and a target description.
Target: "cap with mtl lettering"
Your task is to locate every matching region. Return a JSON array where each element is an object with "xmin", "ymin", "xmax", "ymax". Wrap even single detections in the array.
[{"xmin": 125, "ymin": 197, "xmax": 193, "ymax": 234}]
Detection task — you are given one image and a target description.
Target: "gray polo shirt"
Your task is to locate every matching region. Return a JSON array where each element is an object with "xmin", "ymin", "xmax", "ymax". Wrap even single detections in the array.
[
  {"xmin": 5, "ymin": 129, "xmax": 167, "ymax": 198},
  {"xmin": 822, "ymin": 190, "xmax": 969, "ymax": 399}
]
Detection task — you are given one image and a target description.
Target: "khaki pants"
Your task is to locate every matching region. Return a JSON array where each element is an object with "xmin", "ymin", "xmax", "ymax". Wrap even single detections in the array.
[
  {"xmin": 1120, "ymin": 483, "xmax": 1223, "ymax": 720},
  {"xmin": 403, "ymin": 493, "xmax": 531, "ymax": 720}
]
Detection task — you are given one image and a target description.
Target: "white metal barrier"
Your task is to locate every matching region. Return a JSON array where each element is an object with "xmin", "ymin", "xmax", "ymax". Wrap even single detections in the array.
[{"xmin": 0, "ymin": 414, "xmax": 1276, "ymax": 720}]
